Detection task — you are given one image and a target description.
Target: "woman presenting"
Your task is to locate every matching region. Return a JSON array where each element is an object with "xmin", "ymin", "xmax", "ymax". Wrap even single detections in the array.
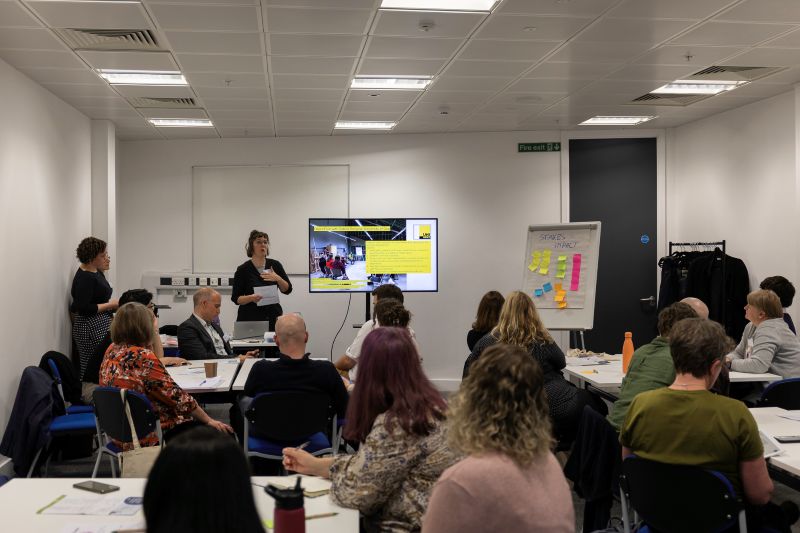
[{"xmin": 231, "ymin": 230, "xmax": 292, "ymax": 330}]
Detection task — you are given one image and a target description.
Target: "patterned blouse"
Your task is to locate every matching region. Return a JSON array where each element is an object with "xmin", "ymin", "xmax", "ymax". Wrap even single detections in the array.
[
  {"xmin": 99, "ymin": 344, "xmax": 198, "ymax": 447},
  {"xmin": 329, "ymin": 412, "xmax": 458, "ymax": 533}
]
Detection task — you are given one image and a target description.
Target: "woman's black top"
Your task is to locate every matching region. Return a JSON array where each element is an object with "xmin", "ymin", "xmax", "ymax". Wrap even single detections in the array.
[
  {"xmin": 467, "ymin": 328, "xmax": 489, "ymax": 352},
  {"xmin": 231, "ymin": 259, "xmax": 292, "ymax": 324},
  {"xmin": 70, "ymin": 269, "xmax": 112, "ymax": 316}
]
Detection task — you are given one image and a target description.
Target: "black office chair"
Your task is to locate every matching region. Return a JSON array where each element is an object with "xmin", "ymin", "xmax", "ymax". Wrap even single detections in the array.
[
  {"xmin": 159, "ymin": 324, "xmax": 179, "ymax": 336},
  {"xmin": 619, "ymin": 456, "xmax": 746, "ymax": 533},
  {"xmin": 757, "ymin": 378, "xmax": 800, "ymax": 409},
  {"xmin": 244, "ymin": 391, "xmax": 333, "ymax": 466},
  {"xmin": 92, "ymin": 387, "xmax": 162, "ymax": 478}
]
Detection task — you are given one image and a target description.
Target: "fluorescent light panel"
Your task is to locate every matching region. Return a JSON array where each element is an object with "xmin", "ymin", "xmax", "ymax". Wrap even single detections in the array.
[
  {"xmin": 380, "ymin": 0, "xmax": 497, "ymax": 11},
  {"xmin": 98, "ymin": 69, "xmax": 187, "ymax": 86},
  {"xmin": 580, "ymin": 116, "xmax": 657, "ymax": 126},
  {"xmin": 351, "ymin": 76, "xmax": 432, "ymax": 90},
  {"xmin": 149, "ymin": 118, "xmax": 213, "ymax": 127},
  {"xmin": 335, "ymin": 121, "xmax": 396, "ymax": 130},
  {"xmin": 652, "ymin": 80, "xmax": 747, "ymax": 95}
]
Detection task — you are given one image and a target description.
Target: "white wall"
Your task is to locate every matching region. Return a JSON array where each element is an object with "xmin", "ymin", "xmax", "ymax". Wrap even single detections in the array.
[
  {"xmin": 667, "ymin": 90, "xmax": 798, "ymax": 319},
  {"xmin": 117, "ymin": 132, "xmax": 563, "ymax": 387},
  {"xmin": 0, "ymin": 58, "xmax": 92, "ymax": 432}
]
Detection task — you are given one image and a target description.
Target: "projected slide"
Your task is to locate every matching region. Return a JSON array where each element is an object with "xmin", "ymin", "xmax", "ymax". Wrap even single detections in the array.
[{"xmin": 309, "ymin": 218, "xmax": 438, "ymax": 293}]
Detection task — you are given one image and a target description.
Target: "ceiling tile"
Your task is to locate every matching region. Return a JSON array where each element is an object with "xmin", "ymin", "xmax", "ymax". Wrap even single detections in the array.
[
  {"xmin": 60, "ymin": 95, "xmax": 129, "ymax": 108},
  {"xmin": 459, "ymin": 40, "xmax": 559, "ymax": 61},
  {"xmin": 371, "ymin": 10, "xmax": 485, "ymax": 38},
  {"xmin": 208, "ymin": 109, "xmax": 271, "ymax": 121},
  {"xmin": 214, "ymin": 117, "xmax": 274, "ymax": 127},
  {"xmin": 272, "ymin": 88, "xmax": 345, "ymax": 100},
  {"xmin": 722, "ymin": 48, "xmax": 800, "ymax": 67},
  {"xmin": 203, "ymin": 98, "xmax": 271, "ymax": 110},
  {"xmin": 77, "ymin": 51, "xmax": 178, "ymax": 71},
  {"xmin": 0, "ymin": 2, "xmax": 42, "ymax": 27},
  {"xmin": 577, "ymin": 18, "xmax": 696, "ymax": 44},
  {"xmin": 358, "ymin": 58, "xmax": 445, "ymax": 76},
  {"xmin": 44, "ymin": 83, "xmax": 119, "ymax": 97},
  {"xmin": 670, "ymin": 22, "xmax": 796, "ymax": 46},
  {"xmin": 275, "ymin": 119, "xmax": 334, "ymax": 129},
  {"xmin": 160, "ymin": 128, "xmax": 220, "ymax": 140},
  {"xmin": 507, "ymin": 77, "xmax": 590, "ymax": 93},
  {"xmin": 276, "ymin": 109, "xmax": 338, "ymax": 120},
  {"xmin": 269, "ymin": 34, "xmax": 364, "ymax": 57},
  {"xmin": 114, "ymin": 84, "xmax": 195, "ymax": 98},
  {"xmin": 218, "ymin": 127, "xmax": 275, "ymax": 138},
  {"xmin": 407, "ymin": 101, "xmax": 478, "ymax": 115},
  {"xmin": 418, "ymin": 90, "xmax": 493, "ymax": 104},
  {"xmin": 444, "ymin": 60, "xmax": 531, "ymax": 77},
  {"xmin": 526, "ymin": 61, "xmax": 622, "ymax": 78},
  {"xmin": 266, "ymin": 0, "xmax": 374, "ymax": 7},
  {"xmin": 753, "ymin": 66, "xmax": 800, "ymax": 84},
  {"xmin": 186, "ymin": 73, "xmax": 266, "ymax": 88},
  {"xmin": 498, "ymin": 0, "xmax": 619, "ymax": 16},
  {"xmin": 489, "ymin": 92, "xmax": 565, "ymax": 106},
  {"xmin": 0, "ymin": 49, "xmax": 84, "ymax": 69},
  {"xmin": 274, "ymin": 100, "xmax": 341, "ymax": 112},
  {"xmin": 26, "ymin": 1, "xmax": 151, "ymax": 30},
  {"xmin": 764, "ymin": 28, "xmax": 800, "ymax": 48},
  {"xmin": 347, "ymin": 89, "xmax": 420, "ymax": 102},
  {"xmin": 267, "ymin": 7, "xmax": 372, "ymax": 35},
  {"xmin": 715, "ymin": 0, "xmax": 800, "ymax": 24},
  {"xmin": 270, "ymin": 56, "xmax": 356, "ymax": 75},
  {"xmin": 277, "ymin": 128, "xmax": 332, "ymax": 137},
  {"xmin": 605, "ymin": 64, "xmax": 698, "ymax": 81},
  {"xmin": 722, "ymin": 82, "xmax": 792, "ymax": 99},
  {"xmin": 477, "ymin": 102, "xmax": 548, "ymax": 116},
  {"xmin": 339, "ymin": 110, "xmax": 405, "ymax": 120},
  {"xmin": 341, "ymin": 100, "xmax": 410, "ymax": 113},
  {"xmin": 193, "ymin": 86, "xmax": 269, "ymax": 99},
  {"xmin": 178, "ymin": 54, "xmax": 264, "ymax": 73},
  {"xmin": 364, "ymin": 36, "xmax": 462, "ymax": 59},
  {"xmin": 0, "ymin": 28, "xmax": 67, "ymax": 50},
  {"xmin": 20, "ymin": 67, "xmax": 101, "ymax": 85},
  {"xmin": 150, "ymin": 5, "xmax": 260, "ymax": 32},
  {"xmin": 271, "ymin": 74, "xmax": 349, "ymax": 89},
  {"xmin": 634, "ymin": 44, "xmax": 744, "ymax": 65},
  {"xmin": 77, "ymin": 106, "xmax": 142, "ymax": 119},
  {"xmin": 166, "ymin": 31, "xmax": 263, "ymax": 55},
  {"xmin": 148, "ymin": 0, "xmax": 256, "ymax": 4},
  {"xmin": 475, "ymin": 15, "xmax": 591, "ymax": 41},
  {"xmin": 607, "ymin": 0, "xmax": 736, "ymax": 20},
  {"xmin": 393, "ymin": 122, "xmax": 452, "ymax": 133},
  {"xmin": 139, "ymin": 108, "xmax": 209, "ymax": 119},
  {"xmin": 115, "ymin": 128, "xmax": 163, "ymax": 141},
  {"xmin": 431, "ymin": 76, "xmax": 513, "ymax": 91}
]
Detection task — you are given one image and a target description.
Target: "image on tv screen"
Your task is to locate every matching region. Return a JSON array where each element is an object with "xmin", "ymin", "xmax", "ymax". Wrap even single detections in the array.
[{"xmin": 309, "ymin": 218, "xmax": 438, "ymax": 293}]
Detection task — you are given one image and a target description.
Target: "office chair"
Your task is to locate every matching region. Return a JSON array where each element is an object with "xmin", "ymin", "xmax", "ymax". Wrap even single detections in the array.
[{"xmin": 757, "ymin": 378, "xmax": 800, "ymax": 410}]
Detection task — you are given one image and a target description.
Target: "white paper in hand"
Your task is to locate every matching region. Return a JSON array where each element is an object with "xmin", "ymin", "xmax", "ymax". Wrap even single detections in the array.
[{"xmin": 254, "ymin": 285, "xmax": 279, "ymax": 306}]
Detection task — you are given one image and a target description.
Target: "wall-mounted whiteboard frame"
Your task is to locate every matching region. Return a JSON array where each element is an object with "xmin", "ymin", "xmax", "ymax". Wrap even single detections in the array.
[
  {"xmin": 192, "ymin": 164, "xmax": 349, "ymax": 275},
  {"xmin": 522, "ymin": 222, "xmax": 601, "ymax": 331}
]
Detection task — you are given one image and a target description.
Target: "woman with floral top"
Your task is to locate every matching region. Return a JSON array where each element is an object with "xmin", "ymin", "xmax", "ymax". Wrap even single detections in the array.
[
  {"xmin": 283, "ymin": 327, "xmax": 458, "ymax": 532},
  {"xmin": 100, "ymin": 302, "xmax": 232, "ymax": 448}
]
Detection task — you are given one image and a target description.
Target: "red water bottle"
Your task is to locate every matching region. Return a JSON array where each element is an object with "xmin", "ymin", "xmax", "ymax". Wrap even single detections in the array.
[
  {"xmin": 622, "ymin": 332, "xmax": 635, "ymax": 374},
  {"xmin": 266, "ymin": 477, "xmax": 305, "ymax": 533}
]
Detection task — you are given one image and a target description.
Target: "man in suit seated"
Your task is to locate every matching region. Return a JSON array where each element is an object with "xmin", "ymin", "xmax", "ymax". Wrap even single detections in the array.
[{"xmin": 178, "ymin": 288, "xmax": 256, "ymax": 361}]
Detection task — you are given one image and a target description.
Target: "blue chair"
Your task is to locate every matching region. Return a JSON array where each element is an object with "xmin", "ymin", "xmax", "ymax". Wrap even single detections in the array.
[
  {"xmin": 45, "ymin": 359, "xmax": 93, "ymax": 415},
  {"xmin": 619, "ymin": 455, "xmax": 746, "ymax": 533},
  {"xmin": 244, "ymin": 392, "xmax": 333, "ymax": 466},
  {"xmin": 27, "ymin": 408, "xmax": 98, "ymax": 477},
  {"xmin": 91, "ymin": 387, "xmax": 162, "ymax": 478},
  {"xmin": 758, "ymin": 378, "xmax": 800, "ymax": 410}
]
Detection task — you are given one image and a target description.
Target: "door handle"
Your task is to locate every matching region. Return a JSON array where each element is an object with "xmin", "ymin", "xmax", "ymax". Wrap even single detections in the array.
[
  {"xmin": 640, "ymin": 296, "xmax": 656, "ymax": 312},
  {"xmin": 639, "ymin": 296, "xmax": 655, "ymax": 304}
]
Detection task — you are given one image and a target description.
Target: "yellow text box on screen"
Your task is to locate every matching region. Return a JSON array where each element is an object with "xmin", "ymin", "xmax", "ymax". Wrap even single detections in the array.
[
  {"xmin": 314, "ymin": 226, "xmax": 390, "ymax": 232},
  {"xmin": 366, "ymin": 241, "xmax": 431, "ymax": 273}
]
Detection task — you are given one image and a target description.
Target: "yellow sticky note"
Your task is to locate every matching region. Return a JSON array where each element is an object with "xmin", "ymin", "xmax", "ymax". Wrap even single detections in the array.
[
  {"xmin": 558, "ymin": 255, "xmax": 567, "ymax": 261},
  {"xmin": 539, "ymin": 267, "xmax": 549, "ymax": 275},
  {"xmin": 554, "ymin": 293, "xmax": 564, "ymax": 302},
  {"xmin": 556, "ymin": 270, "xmax": 566, "ymax": 279},
  {"xmin": 530, "ymin": 250, "xmax": 542, "ymax": 270},
  {"xmin": 558, "ymin": 301, "xmax": 568, "ymax": 309},
  {"xmin": 528, "ymin": 263, "xmax": 536, "ymax": 272}
]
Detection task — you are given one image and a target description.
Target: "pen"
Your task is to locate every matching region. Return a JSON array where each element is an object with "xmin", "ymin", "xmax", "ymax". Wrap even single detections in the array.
[
  {"xmin": 198, "ymin": 379, "xmax": 207, "ymax": 386},
  {"xmin": 297, "ymin": 441, "xmax": 310, "ymax": 451},
  {"xmin": 307, "ymin": 512, "xmax": 338, "ymax": 520}
]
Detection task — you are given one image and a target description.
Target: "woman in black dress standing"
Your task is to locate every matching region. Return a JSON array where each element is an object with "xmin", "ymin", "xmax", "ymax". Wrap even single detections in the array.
[
  {"xmin": 71, "ymin": 236, "xmax": 118, "ymax": 380},
  {"xmin": 231, "ymin": 230, "xmax": 292, "ymax": 330}
]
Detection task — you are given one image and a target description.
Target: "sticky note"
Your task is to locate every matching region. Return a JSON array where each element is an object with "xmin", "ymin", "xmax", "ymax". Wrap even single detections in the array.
[
  {"xmin": 556, "ymin": 271, "xmax": 566, "ymax": 279},
  {"xmin": 539, "ymin": 267, "xmax": 549, "ymax": 275},
  {"xmin": 543, "ymin": 282, "xmax": 553, "ymax": 292},
  {"xmin": 554, "ymin": 293, "xmax": 565, "ymax": 302},
  {"xmin": 529, "ymin": 250, "xmax": 542, "ymax": 271},
  {"xmin": 557, "ymin": 255, "xmax": 567, "ymax": 262},
  {"xmin": 534, "ymin": 288, "xmax": 544, "ymax": 297},
  {"xmin": 571, "ymin": 254, "xmax": 582, "ymax": 291},
  {"xmin": 555, "ymin": 283, "xmax": 563, "ymax": 291},
  {"xmin": 558, "ymin": 301, "xmax": 568, "ymax": 309},
  {"xmin": 538, "ymin": 250, "xmax": 551, "ymax": 275}
]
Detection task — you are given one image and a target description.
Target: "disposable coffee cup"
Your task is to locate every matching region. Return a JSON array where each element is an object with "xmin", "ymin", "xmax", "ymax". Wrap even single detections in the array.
[{"xmin": 204, "ymin": 361, "xmax": 218, "ymax": 378}]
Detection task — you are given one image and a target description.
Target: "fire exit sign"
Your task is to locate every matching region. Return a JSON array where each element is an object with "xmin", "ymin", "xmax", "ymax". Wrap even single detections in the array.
[{"xmin": 518, "ymin": 142, "xmax": 561, "ymax": 152}]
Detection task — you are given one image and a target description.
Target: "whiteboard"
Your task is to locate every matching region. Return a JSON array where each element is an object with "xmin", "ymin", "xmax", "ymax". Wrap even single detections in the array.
[
  {"xmin": 521, "ymin": 222, "xmax": 601, "ymax": 331},
  {"xmin": 192, "ymin": 165, "xmax": 349, "ymax": 274}
]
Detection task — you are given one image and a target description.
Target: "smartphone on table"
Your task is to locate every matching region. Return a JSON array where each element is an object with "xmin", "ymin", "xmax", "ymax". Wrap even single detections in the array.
[{"xmin": 73, "ymin": 480, "xmax": 120, "ymax": 494}]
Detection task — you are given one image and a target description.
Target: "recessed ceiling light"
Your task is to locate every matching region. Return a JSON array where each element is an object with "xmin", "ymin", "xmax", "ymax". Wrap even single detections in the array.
[
  {"xmin": 98, "ymin": 69, "xmax": 187, "ymax": 86},
  {"xmin": 580, "ymin": 116, "xmax": 657, "ymax": 126},
  {"xmin": 351, "ymin": 76, "xmax": 432, "ymax": 90},
  {"xmin": 380, "ymin": 0, "xmax": 498, "ymax": 12},
  {"xmin": 652, "ymin": 80, "xmax": 747, "ymax": 95},
  {"xmin": 149, "ymin": 118, "xmax": 214, "ymax": 127},
  {"xmin": 335, "ymin": 121, "xmax": 396, "ymax": 130}
]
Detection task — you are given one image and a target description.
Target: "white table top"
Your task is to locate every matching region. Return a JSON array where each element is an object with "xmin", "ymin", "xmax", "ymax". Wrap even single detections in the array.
[
  {"xmin": 0, "ymin": 476, "xmax": 357, "ymax": 532},
  {"xmin": 751, "ymin": 407, "xmax": 800, "ymax": 478},
  {"xmin": 232, "ymin": 357, "xmax": 334, "ymax": 391},
  {"xmin": 563, "ymin": 359, "xmax": 782, "ymax": 394},
  {"xmin": 231, "ymin": 332, "xmax": 277, "ymax": 349},
  {"xmin": 167, "ymin": 358, "xmax": 241, "ymax": 393}
]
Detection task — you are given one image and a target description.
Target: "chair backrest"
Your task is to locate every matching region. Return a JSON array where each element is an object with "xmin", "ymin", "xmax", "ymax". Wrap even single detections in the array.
[
  {"xmin": 93, "ymin": 387, "xmax": 158, "ymax": 443},
  {"xmin": 245, "ymin": 391, "xmax": 331, "ymax": 442},
  {"xmin": 620, "ymin": 456, "xmax": 742, "ymax": 533},
  {"xmin": 758, "ymin": 378, "xmax": 800, "ymax": 409},
  {"xmin": 159, "ymin": 324, "xmax": 178, "ymax": 336},
  {"xmin": 45, "ymin": 359, "xmax": 65, "ymax": 407}
]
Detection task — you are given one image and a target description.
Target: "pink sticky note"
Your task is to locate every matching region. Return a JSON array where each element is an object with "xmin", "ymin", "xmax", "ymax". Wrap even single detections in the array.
[{"xmin": 570, "ymin": 254, "xmax": 581, "ymax": 291}]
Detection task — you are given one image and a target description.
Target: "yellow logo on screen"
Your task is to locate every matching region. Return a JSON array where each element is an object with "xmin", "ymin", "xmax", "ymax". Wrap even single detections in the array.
[{"xmin": 417, "ymin": 225, "xmax": 431, "ymax": 240}]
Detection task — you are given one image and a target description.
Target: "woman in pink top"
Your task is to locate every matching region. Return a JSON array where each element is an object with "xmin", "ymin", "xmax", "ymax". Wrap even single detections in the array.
[{"xmin": 423, "ymin": 343, "xmax": 575, "ymax": 533}]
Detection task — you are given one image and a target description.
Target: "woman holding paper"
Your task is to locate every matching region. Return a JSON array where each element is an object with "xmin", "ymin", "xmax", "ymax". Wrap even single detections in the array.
[{"xmin": 232, "ymin": 230, "xmax": 292, "ymax": 330}]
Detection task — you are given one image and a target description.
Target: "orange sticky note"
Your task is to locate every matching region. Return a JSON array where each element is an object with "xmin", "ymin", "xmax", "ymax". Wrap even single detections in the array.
[
  {"xmin": 558, "ymin": 301, "xmax": 568, "ymax": 309},
  {"xmin": 554, "ymin": 293, "xmax": 565, "ymax": 302},
  {"xmin": 555, "ymin": 283, "xmax": 563, "ymax": 292}
]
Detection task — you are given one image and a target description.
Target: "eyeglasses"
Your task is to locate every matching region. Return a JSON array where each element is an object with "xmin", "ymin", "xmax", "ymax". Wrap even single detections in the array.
[{"xmin": 254, "ymin": 239, "xmax": 269, "ymax": 245}]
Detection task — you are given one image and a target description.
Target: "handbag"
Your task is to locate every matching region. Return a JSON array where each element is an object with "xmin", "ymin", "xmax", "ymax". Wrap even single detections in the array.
[{"xmin": 119, "ymin": 389, "xmax": 160, "ymax": 478}]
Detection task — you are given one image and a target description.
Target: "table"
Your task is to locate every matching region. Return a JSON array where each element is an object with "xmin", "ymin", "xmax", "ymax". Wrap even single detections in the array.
[
  {"xmin": 751, "ymin": 407, "xmax": 800, "ymax": 489},
  {"xmin": 167, "ymin": 358, "xmax": 241, "ymax": 393},
  {"xmin": 231, "ymin": 332, "xmax": 277, "ymax": 350},
  {"xmin": 232, "ymin": 357, "xmax": 333, "ymax": 391},
  {"xmin": 0, "ymin": 476, "xmax": 358, "ymax": 532}
]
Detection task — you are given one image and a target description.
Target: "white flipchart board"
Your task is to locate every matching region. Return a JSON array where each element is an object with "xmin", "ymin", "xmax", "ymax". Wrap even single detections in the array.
[{"xmin": 521, "ymin": 222, "xmax": 601, "ymax": 331}]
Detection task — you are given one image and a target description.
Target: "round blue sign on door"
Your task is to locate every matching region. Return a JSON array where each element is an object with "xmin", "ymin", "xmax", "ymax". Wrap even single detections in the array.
[{"xmin": 640, "ymin": 234, "xmax": 650, "ymax": 244}]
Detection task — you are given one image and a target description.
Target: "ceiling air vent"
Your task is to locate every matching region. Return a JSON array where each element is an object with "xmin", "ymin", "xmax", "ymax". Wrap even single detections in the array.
[
  {"xmin": 128, "ymin": 97, "xmax": 198, "ymax": 108},
  {"xmin": 629, "ymin": 93, "xmax": 712, "ymax": 106},
  {"xmin": 55, "ymin": 28, "xmax": 161, "ymax": 51},
  {"xmin": 688, "ymin": 65, "xmax": 786, "ymax": 82}
]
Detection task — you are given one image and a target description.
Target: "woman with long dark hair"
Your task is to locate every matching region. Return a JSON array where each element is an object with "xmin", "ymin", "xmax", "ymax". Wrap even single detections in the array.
[
  {"xmin": 283, "ymin": 327, "xmax": 457, "ymax": 532},
  {"xmin": 467, "ymin": 290, "xmax": 504, "ymax": 351}
]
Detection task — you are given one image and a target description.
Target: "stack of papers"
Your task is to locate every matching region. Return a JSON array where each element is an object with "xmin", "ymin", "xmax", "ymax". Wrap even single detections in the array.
[
  {"xmin": 39, "ymin": 495, "xmax": 141, "ymax": 516},
  {"xmin": 565, "ymin": 356, "xmax": 609, "ymax": 366}
]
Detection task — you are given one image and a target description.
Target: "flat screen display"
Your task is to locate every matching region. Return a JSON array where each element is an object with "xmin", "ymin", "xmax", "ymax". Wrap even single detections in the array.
[{"xmin": 309, "ymin": 218, "xmax": 438, "ymax": 293}]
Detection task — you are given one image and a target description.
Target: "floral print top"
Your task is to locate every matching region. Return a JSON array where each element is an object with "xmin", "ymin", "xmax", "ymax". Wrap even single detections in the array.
[
  {"xmin": 99, "ymin": 344, "xmax": 198, "ymax": 448},
  {"xmin": 329, "ymin": 413, "xmax": 458, "ymax": 532}
]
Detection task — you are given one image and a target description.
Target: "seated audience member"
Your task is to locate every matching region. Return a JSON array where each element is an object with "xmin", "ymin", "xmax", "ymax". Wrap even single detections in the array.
[
  {"xmin": 331, "ymin": 255, "xmax": 348, "ymax": 278},
  {"xmin": 283, "ymin": 328, "xmax": 458, "ymax": 532},
  {"xmin": 621, "ymin": 317, "xmax": 796, "ymax": 533},
  {"xmin": 243, "ymin": 313, "xmax": 348, "ymax": 421},
  {"xmin": 144, "ymin": 426, "xmax": 264, "ymax": 533},
  {"xmin": 334, "ymin": 284, "xmax": 406, "ymax": 378},
  {"xmin": 606, "ymin": 302, "xmax": 699, "ymax": 430},
  {"xmin": 464, "ymin": 290, "xmax": 604, "ymax": 446},
  {"xmin": 727, "ymin": 289, "xmax": 800, "ymax": 379},
  {"xmin": 761, "ymin": 276, "xmax": 796, "ymax": 334},
  {"xmin": 680, "ymin": 296, "xmax": 709, "ymax": 318},
  {"xmin": 178, "ymin": 287, "xmax": 257, "ymax": 361},
  {"xmin": 423, "ymin": 344, "xmax": 574, "ymax": 533},
  {"xmin": 466, "ymin": 290, "xmax": 504, "ymax": 352},
  {"xmin": 100, "ymin": 302, "xmax": 232, "ymax": 447}
]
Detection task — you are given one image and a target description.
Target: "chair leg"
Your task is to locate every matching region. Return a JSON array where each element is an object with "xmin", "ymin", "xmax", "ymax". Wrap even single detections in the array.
[
  {"xmin": 620, "ymin": 489, "xmax": 632, "ymax": 533},
  {"xmin": 738, "ymin": 509, "xmax": 747, "ymax": 533},
  {"xmin": 109, "ymin": 454, "xmax": 117, "ymax": 478},
  {"xmin": 27, "ymin": 447, "xmax": 44, "ymax": 478},
  {"xmin": 91, "ymin": 451, "xmax": 102, "ymax": 478}
]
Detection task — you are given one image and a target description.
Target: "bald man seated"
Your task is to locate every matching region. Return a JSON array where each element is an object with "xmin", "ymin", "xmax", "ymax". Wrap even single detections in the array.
[
  {"xmin": 178, "ymin": 288, "xmax": 256, "ymax": 361},
  {"xmin": 243, "ymin": 314, "xmax": 348, "ymax": 420},
  {"xmin": 680, "ymin": 296, "xmax": 710, "ymax": 319}
]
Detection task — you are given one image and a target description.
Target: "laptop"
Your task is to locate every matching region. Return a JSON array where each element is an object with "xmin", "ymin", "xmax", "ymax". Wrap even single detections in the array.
[{"xmin": 232, "ymin": 321, "xmax": 270, "ymax": 340}]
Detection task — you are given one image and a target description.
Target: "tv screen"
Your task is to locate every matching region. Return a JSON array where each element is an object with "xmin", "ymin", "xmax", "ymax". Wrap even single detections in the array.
[{"xmin": 309, "ymin": 218, "xmax": 438, "ymax": 293}]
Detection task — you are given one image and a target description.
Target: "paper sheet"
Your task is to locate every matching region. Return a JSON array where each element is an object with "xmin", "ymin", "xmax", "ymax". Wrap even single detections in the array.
[
  {"xmin": 60, "ymin": 521, "xmax": 145, "ymax": 533},
  {"xmin": 41, "ymin": 496, "xmax": 141, "ymax": 516},
  {"xmin": 254, "ymin": 285, "xmax": 280, "ymax": 306}
]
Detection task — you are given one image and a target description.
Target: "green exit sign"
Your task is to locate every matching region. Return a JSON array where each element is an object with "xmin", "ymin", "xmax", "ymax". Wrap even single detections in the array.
[{"xmin": 518, "ymin": 142, "xmax": 561, "ymax": 152}]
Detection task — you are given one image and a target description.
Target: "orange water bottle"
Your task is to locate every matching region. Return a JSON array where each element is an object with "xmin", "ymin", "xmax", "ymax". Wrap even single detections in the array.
[{"xmin": 622, "ymin": 332, "xmax": 634, "ymax": 374}]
